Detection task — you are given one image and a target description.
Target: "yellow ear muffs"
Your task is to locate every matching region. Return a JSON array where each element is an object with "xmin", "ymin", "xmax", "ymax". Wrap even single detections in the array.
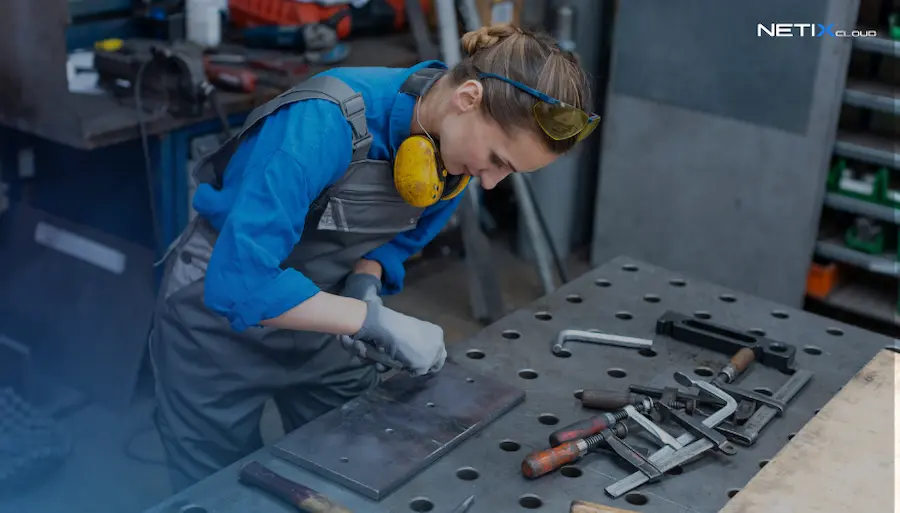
[{"xmin": 393, "ymin": 135, "xmax": 470, "ymax": 208}]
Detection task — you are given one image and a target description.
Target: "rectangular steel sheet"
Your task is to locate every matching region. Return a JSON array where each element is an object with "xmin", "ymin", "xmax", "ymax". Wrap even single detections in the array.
[{"xmin": 271, "ymin": 360, "xmax": 525, "ymax": 500}]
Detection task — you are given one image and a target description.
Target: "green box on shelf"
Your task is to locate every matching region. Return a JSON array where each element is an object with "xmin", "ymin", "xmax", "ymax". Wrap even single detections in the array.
[
  {"xmin": 844, "ymin": 224, "xmax": 885, "ymax": 254},
  {"xmin": 827, "ymin": 159, "xmax": 887, "ymax": 203}
]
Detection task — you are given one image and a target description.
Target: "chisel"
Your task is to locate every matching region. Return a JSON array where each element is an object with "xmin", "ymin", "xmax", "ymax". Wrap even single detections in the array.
[{"xmin": 239, "ymin": 461, "xmax": 353, "ymax": 513}]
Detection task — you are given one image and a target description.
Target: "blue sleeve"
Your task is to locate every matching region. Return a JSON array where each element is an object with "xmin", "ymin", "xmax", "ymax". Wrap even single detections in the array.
[
  {"xmin": 203, "ymin": 100, "xmax": 353, "ymax": 332},
  {"xmin": 363, "ymin": 191, "xmax": 465, "ymax": 295}
]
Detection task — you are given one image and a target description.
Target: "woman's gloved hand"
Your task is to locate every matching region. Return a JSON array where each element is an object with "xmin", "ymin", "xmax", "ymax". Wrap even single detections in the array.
[
  {"xmin": 342, "ymin": 300, "xmax": 447, "ymax": 377},
  {"xmin": 340, "ymin": 272, "xmax": 383, "ymax": 304}
]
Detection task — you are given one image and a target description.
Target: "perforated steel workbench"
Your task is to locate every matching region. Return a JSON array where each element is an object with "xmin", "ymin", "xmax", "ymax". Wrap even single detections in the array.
[{"xmin": 144, "ymin": 256, "xmax": 891, "ymax": 513}]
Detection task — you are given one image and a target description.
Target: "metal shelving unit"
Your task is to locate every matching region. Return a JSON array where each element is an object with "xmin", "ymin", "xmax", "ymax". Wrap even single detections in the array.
[
  {"xmin": 824, "ymin": 192, "xmax": 900, "ymax": 222},
  {"xmin": 813, "ymin": 14, "xmax": 899, "ymax": 330}
]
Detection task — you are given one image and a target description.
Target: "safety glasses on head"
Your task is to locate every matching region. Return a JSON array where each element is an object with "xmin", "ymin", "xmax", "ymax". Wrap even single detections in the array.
[{"xmin": 477, "ymin": 72, "xmax": 600, "ymax": 142}]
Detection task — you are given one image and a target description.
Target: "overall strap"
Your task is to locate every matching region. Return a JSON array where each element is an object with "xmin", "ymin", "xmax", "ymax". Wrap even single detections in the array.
[
  {"xmin": 241, "ymin": 75, "xmax": 373, "ymax": 161},
  {"xmin": 399, "ymin": 67, "xmax": 446, "ymax": 97}
]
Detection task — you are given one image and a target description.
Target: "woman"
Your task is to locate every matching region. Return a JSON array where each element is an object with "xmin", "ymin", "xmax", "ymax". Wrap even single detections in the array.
[{"xmin": 150, "ymin": 23, "xmax": 597, "ymax": 491}]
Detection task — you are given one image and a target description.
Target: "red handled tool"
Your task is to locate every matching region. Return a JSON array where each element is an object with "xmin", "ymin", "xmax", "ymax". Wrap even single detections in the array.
[
  {"xmin": 548, "ymin": 410, "xmax": 629, "ymax": 446},
  {"xmin": 239, "ymin": 461, "xmax": 352, "ymax": 513}
]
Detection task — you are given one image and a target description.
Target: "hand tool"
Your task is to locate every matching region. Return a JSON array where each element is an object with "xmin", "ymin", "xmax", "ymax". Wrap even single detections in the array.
[
  {"xmin": 355, "ymin": 342, "xmax": 405, "ymax": 371},
  {"xmin": 449, "ymin": 494, "xmax": 475, "ymax": 513},
  {"xmin": 622, "ymin": 404, "xmax": 683, "ymax": 450},
  {"xmin": 205, "ymin": 52, "xmax": 309, "ymax": 75},
  {"xmin": 570, "ymin": 501, "xmax": 641, "ymax": 513},
  {"xmin": 714, "ymin": 347, "xmax": 756, "ymax": 384},
  {"xmin": 580, "ymin": 388, "xmax": 700, "ymax": 413},
  {"xmin": 238, "ymin": 461, "xmax": 352, "ymax": 513},
  {"xmin": 549, "ymin": 410, "xmax": 629, "ymax": 447},
  {"xmin": 203, "ymin": 60, "xmax": 258, "ymax": 93},
  {"xmin": 605, "ymin": 372, "xmax": 738, "ymax": 497},
  {"xmin": 522, "ymin": 426, "xmax": 648, "ymax": 480},
  {"xmin": 656, "ymin": 311, "xmax": 797, "ymax": 372},
  {"xmin": 551, "ymin": 329, "xmax": 653, "ymax": 356},
  {"xmin": 716, "ymin": 369, "xmax": 813, "ymax": 446},
  {"xmin": 626, "ymin": 385, "xmax": 725, "ymax": 408}
]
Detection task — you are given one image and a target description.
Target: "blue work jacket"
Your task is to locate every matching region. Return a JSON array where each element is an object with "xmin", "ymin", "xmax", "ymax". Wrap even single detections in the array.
[{"xmin": 193, "ymin": 60, "xmax": 463, "ymax": 331}]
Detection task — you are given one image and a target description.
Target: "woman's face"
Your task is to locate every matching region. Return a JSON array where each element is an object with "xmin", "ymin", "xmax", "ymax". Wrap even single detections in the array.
[{"xmin": 437, "ymin": 82, "xmax": 560, "ymax": 190}]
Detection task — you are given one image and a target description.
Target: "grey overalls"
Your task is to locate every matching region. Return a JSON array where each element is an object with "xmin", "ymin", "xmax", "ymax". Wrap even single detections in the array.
[{"xmin": 149, "ymin": 68, "xmax": 443, "ymax": 491}]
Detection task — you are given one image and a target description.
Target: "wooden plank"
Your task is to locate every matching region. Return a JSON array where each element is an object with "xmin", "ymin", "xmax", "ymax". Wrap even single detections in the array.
[{"xmin": 720, "ymin": 349, "xmax": 897, "ymax": 512}]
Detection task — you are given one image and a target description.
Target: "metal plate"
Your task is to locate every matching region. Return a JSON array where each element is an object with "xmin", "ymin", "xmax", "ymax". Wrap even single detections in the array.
[{"xmin": 271, "ymin": 360, "xmax": 525, "ymax": 500}]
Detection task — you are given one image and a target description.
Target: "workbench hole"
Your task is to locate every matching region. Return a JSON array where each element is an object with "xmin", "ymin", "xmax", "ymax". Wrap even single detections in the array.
[
  {"xmin": 518, "ymin": 369, "xmax": 539, "ymax": 380},
  {"xmin": 693, "ymin": 310, "xmax": 712, "ymax": 320},
  {"xmin": 753, "ymin": 387, "xmax": 773, "ymax": 396},
  {"xmin": 748, "ymin": 329, "xmax": 766, "ymax": 337},
  {"xmin": 180, "ymin": 506, "xmax": 207, "ymax": 513},
  {"xmin": 566, "ymin": 294, "xmax": 583, "ymax": 303},
  {"xmin": 625, "ymin": 493, "xmax": 649, "ymax": 506},
  {"xmin": 499, "ymin": 440, "xmax": 521, "ymax": 452},
  {"xmin": 466, "ymin": 377, "xmax": 475, "ymax": 383},
  {"xmin": 574, "ymin": 389, "xmax": 584, "ymax": 400},
  {"xmin": 769, "ymin": 343, "xmax": 787, "ymax": 353},
  {"xmin": 518, "ymin": 494, "xmax": 543, "ymax": 509},
  {"xmin": 639, "ymin": 348, "xmax": 658, "ymax": 358},
  {"xmin": 826, "ymin": 327, "xmax": 844, "ymax": 336},
  {"xmin": 560, "ymin": 466, "xmax": 582, "ymax": 478},
  {"xmin": 719, "ymin": 294, "xmax": 737, "ymax": 303},
  {"xmin": 534, "ymin": 311, "xmax": 553, "ymax": 321},
  {"xmin": 615, "ymin": 311, "xmax": 633, "ymax": 320},
  {"xmin": 771, "ymin": 310, "xmax": 790, "ymax": 319},
  {"xmin": 643, "ymin": 294, "xmax": 661, "ymax": 303},
  {"xmin": 466, "ymin": 349, "xmax": 485, "ymax": 359},
  {"xmin": 538, "ymin": 414, "xmax": 559, "ymax": 426},
  {"xmin": 553, "ymin": 348, "xmax": 572, "ymax": 358},
  {"xmin": 727, "ymin": 489, "xmax": 740, "ymax": 498},
  {"xmin": 409, "ymin": 497, "xmax": 434, "ymax": 512},
  {"xmin": 502, "ymin": 330, "xmax": 521, "ymax": 340},
  {"xmin": 595, "ymin": 278, "xmax": 612, "ymax": 287},
  {"xmin": 665, "ymin": 465, "xmax": 684, "ymax": 476},
  {"xmin": 669, "ymin": 278, "xmax": 687, "ymax": 287},
  {"xmin": 426, "ymin": 402, "xmax": 435, "ymax": 407},
  {"xmin": 385, "ymin": 428, "xmax": 394, "ymax": 434},
  {"xmin": 694, "ymin": 366, "xmax": 714, "ymax": 377},
  {"xmin": 759, "ymin": 459, "xmax": 770, "ymax": 468},
  {"xmin": 339, "ymin": 457, "xmax": 349, "ymax": 463},
  {"xmin": 607, "ymin": 368, "xmax": 627, "ymax": 379},
  {"xmin": 803, "ymin": 345, "xmax": 823, "ymax": 356},
  {"xmin": 622, "ymin": 264, "xmax": 639, "ymax": 272},
  {"xmin": 455, "ymin": 467, "xmax": 479, "ymax": 481}
]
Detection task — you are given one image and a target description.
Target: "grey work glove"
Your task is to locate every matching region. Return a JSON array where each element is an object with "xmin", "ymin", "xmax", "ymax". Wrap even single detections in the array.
[
  {"xmin": 340, "ymin": 273, "xmax": 383, "ymax": 304},
  {"xmin": 341, "ymin": 300, "xmax": 447, "ymax": 377},
  {"xmin": 337, "ymin": 273, "xmax": 388, "ymax": 372}
]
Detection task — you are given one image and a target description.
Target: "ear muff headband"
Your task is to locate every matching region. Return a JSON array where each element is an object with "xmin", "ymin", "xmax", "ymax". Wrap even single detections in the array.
[{"xmin": 393, "ymin": 135, "xmax": 470, "ymax": 208}]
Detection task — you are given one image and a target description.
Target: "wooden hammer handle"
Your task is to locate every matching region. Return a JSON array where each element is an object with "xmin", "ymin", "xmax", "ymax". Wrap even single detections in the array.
[
  {"xmin": 239, "ymin": 461, "xmax": 352, "ymax": 513},
  {"xmin": 570, "ymin": 500, "xmax": 641, "ymax": 513}
]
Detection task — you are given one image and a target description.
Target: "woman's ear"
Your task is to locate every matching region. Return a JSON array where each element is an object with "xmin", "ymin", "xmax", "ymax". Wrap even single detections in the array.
[{"xmin": 452, "ymin": 80, "xmax": 483, "ymax": 113}]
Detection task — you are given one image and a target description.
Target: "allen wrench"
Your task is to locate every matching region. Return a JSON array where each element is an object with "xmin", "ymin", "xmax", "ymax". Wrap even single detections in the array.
[{"xmin": 551, "ymin": 329, "xmax": 653, "ymax": 356}]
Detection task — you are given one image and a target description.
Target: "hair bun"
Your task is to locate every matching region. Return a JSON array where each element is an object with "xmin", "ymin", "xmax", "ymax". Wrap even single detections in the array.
[{"xmin": 461, "ymin": 23, "xmax": 522, "ymax": 56}]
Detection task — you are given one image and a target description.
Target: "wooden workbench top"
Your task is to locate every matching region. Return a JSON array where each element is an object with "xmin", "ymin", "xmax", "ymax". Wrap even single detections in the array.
[{"xmin": 720, "ymin": 349, "xmax": 897, "ymax": 513}]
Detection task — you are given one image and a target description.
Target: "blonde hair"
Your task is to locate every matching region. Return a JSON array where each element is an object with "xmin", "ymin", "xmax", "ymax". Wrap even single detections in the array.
[{"xmin": 451, "ymin": 24, "xmax": 593, "ymax": 154}]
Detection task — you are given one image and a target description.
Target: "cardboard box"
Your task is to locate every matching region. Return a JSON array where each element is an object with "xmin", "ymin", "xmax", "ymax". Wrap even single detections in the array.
[{"xmin": 477, "ymin": 0, "xmax": 523, "ymax": 26}]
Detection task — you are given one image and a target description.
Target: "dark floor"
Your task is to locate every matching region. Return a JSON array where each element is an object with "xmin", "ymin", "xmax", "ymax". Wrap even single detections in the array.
[{"xmin": 0, "ymin": 240, "xmax": 591, "ymax": 513}]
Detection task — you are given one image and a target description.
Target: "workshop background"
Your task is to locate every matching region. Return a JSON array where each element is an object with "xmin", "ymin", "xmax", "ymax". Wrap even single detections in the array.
[{"xmin": 0, "ymin": 0, "xmax": 897, "ymax": 512}]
